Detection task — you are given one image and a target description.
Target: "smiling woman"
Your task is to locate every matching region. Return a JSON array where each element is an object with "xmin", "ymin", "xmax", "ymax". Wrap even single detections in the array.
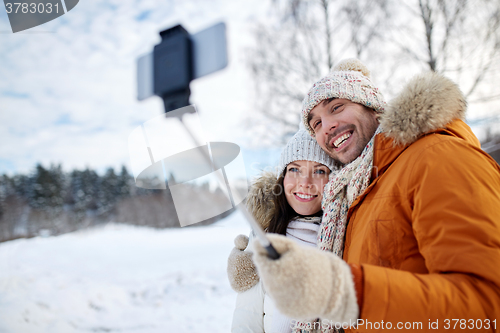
[
  {"xmin": 282, "ymin": 160, "xmax": 329, "ymax": 218},
  {"xmin": 229, "ymin": 128, "xmax": 338, "ymax": 333}
]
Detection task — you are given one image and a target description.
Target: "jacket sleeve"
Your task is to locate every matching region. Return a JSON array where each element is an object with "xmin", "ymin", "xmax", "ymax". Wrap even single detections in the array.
[
  {"xmin": 361, "ymin": 139, "xmax": 500, "ymax": 331},
  {"xmin": 231, "ymin": 281, "xmax": 265, "ymax": 333}
]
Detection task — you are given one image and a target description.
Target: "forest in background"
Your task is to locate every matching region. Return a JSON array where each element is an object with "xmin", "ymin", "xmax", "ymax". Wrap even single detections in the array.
[{"xmin": 0, "ymin": 164, "xmax": 238, "ymax": 243}]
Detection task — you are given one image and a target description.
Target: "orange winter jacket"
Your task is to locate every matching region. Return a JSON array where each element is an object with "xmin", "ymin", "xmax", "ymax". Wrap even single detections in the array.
[{"xmin": 343, "ymin": 73, "xmax": 500, "ymax": 332}]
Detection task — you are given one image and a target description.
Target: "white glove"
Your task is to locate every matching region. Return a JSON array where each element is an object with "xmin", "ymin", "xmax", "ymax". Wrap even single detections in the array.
[
  {"xmin": 252, "ymin": 234, "xmax": 359, "ymax": 324},
  {"xmin": 227, "ymin": 234, "xmax": 259, "ymax": 292}
]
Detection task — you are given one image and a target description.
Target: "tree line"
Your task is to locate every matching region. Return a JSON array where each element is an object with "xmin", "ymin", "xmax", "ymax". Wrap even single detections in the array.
[{"xmin": 0, "ymin": 164, "xmax": 235, "ymax": 243}]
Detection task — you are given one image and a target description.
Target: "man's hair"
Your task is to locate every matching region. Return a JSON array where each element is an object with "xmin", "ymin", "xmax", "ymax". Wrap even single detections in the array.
[
  {"xmin": 307, "ymin": 97, "xmax": 379, "ymax": 129},
  {"xmin": 322, "ymin": 97, "xmax": 336, "ymax": 106},
  {"xmin": 306, "ymin": 97, "xmax": 337, "ymax": 126}
]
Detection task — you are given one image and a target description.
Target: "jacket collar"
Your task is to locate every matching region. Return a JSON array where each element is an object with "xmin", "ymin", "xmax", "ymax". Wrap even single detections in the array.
[
  {"xmin": 371, "ymin": 133, "xmax": 405, "ymax": 180},
  {"xmin": 372, "ymin": 118, "xmax": 480, "ymax": 181}
]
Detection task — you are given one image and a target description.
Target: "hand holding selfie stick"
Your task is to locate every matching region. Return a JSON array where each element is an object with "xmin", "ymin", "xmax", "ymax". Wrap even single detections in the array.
[{"xmin": 168, "ymin": 109, "xmax": 280, "ymax": 260}]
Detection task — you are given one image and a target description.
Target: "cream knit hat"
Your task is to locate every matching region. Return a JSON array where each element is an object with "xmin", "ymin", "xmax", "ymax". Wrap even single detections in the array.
[
  {"xmin": 278, "ymin": 128, "xmax": 337, "ymax": 177},
  {"xmin": 301, "ymin": 58, "xmax": 386, "ymax": 136}
]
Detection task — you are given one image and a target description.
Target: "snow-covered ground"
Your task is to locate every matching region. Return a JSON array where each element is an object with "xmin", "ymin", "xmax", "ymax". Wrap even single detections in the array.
[{"xmin": 0, "ymin": 212, "xmax": 251, "ymax": 333}]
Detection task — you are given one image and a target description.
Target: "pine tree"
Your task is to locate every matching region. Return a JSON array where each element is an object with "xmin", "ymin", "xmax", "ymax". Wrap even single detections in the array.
[
  {"xmin": 0, "ymin": 175, "xmax": 7, "ymax": 220},
  {"xmin": 117, "ymin": 165, "xmax": 132, "ymax": 198},
  {"xmin": 97, "ymin": 167, "xmax": 118, "ymax": 214},
  {"xmin": 29, "ymin": 164, "xmax": 65, "ymax": 210},
  {"xmin": 69, "ymin": 168, "xmax": 99, "ymax": 213}
]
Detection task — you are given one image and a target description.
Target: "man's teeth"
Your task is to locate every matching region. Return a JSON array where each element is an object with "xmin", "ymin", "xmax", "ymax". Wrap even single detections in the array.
[
  {"xmin": 334, "ymin": 132, "xmax": 351, "ymax": 148},
  {"xmin": 296, "ymin": 193, "xmax": 314, "ymax": 199}
]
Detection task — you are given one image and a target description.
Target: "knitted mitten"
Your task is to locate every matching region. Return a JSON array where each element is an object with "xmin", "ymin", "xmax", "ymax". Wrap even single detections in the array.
[
  {"xmin": 252, "ymin": 234, "xmax": 359, "ymax": 324},
  {"xmin": 227, "ymin": 234, "xmax": 259, "ymax": 292}
]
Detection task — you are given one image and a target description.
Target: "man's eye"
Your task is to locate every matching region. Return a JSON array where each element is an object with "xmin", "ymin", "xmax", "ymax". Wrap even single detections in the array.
[
  {"xmin": 332, "ymin": 104, "xmax": 342, "ymax": 112},
  {"xmin": 312, "ymin": 120, "xmax": 321, "ymax": 129}
]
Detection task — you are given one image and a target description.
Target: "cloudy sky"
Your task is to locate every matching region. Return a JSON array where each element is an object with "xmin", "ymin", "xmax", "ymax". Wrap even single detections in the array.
[
  {"xmin": 0, "ymin": 0, "xmax": 281, "ymax": 177},
  {"xmin": 1, "ymin": 0, "xmax": 499, "ymax": 179}
]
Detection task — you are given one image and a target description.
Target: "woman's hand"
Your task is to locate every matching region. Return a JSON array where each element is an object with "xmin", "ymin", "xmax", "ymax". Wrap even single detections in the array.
[{"xmin": 227, "ymin": 234, "xmax": 260, "ymax": 292}]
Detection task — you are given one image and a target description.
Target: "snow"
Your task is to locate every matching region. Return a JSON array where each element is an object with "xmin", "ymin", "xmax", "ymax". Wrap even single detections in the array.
[{"xmin": 0, "ymin": 211, "xmax": 251, "ymax": 333}]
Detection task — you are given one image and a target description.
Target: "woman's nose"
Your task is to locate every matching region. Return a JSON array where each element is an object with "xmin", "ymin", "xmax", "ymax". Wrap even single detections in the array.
[{"xmin": 298, "ymin": 175, "xmax": 312, "ymax": 188}]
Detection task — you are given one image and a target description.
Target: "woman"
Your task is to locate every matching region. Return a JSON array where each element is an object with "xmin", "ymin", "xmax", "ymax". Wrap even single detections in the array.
[{"xmin": 228, "ymin": 128, "xmax": 337, "ymax": 333}]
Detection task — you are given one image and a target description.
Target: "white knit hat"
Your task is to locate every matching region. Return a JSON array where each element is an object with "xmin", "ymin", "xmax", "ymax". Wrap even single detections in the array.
[
  {"xmin": 301, "ymin": 58, "xmax": 386, "ymax": 136},
  {"xmin": 277, "ymin": 128, "xmax": 337, "ymax": 177}
]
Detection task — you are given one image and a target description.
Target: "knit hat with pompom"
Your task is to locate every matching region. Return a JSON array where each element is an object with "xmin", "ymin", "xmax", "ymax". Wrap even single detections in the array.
[{"xmin": 301, "ymin": 58, "xmax": 386, "ymax": 136}]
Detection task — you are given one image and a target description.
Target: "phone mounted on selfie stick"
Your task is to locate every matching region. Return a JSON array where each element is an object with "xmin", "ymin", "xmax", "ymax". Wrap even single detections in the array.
[{"xmin": 136, "ymin": 23, "xmax": 280, "ymax": 260}]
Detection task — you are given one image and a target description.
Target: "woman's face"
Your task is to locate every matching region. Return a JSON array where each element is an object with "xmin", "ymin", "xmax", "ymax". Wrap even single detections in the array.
[{"xmin": 282, "ymin": 160, "xmax": 330, "ymax": 216}]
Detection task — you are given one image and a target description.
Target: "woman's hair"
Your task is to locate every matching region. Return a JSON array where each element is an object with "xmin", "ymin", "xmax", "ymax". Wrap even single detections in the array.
[{"xmin": 266, "ymin": 169, "xmax": 322, "ymax": 235}]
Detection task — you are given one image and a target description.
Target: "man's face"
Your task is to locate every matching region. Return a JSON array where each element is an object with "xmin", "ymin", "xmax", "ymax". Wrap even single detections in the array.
[{"xmin": 308, "ymin": 98, "xmax": 379, "ymax": 164}]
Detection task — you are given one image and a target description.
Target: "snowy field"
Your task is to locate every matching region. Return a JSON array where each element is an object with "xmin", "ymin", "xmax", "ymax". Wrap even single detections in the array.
[{"xmin": 0, "ymin": 212, "xmax": 250, "ymax": 333}]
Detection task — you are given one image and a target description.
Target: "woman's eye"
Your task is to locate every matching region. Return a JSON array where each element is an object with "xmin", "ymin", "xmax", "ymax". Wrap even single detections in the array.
[
  {"xmin": 288, "ymin": 167, "xmax": 299, "ymax": 172},
  {"xmin": 314, "ymin": 169, "xmax": 326, "ymax": 174}
]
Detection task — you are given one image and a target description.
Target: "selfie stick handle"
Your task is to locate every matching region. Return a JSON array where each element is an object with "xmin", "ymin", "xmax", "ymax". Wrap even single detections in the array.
[{"xmin": 175, "ymin": 113, "xmax": 280, "ymax": 260}]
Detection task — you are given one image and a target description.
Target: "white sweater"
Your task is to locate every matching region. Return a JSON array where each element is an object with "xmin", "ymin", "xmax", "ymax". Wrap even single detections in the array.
[{"xmin": 231, "ymin": 218, "xmax": 320, "ymax": 333}]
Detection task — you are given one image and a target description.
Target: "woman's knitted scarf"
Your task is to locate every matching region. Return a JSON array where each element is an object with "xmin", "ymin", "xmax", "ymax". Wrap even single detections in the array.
[{"xmin": 292, "ymin": 128, "xmax": 379, "ymax": 333}]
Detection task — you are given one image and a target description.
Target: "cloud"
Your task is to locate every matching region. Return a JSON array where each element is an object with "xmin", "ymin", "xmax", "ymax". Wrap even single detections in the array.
[{"xmin": 0, "ymin": 0, "xmax": 270, "ymax": 175}]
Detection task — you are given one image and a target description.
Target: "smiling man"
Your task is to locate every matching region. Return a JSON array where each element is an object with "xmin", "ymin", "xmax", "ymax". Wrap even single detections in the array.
[
  {"xmin": 307, "ymin": 98, "xmax": 379, "ymax": 164},
  {"xmin": 252, "ymin": 59, "xmax": 500, "ymax": 332}
]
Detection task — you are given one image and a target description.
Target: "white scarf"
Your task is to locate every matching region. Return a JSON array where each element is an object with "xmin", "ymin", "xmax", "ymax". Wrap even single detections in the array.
[{"xmin": 286, "ymin": 216, "xmax": 321, "ymax": 247}]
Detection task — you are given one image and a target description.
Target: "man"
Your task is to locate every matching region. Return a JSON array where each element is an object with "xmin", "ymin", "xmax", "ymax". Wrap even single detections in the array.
[{"xmin": 251, "ymin": 59, "xmax": 500, "ymax": 332}]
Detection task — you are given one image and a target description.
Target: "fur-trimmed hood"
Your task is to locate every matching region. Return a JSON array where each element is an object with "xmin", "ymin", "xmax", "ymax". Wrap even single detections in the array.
[
  {"xmin": 380, "ymin": 71, "xmax": 467, "ymax": 146},
  {"xmin": 246, "ymin": 171, "xmax": 278, "ymax": 230}
]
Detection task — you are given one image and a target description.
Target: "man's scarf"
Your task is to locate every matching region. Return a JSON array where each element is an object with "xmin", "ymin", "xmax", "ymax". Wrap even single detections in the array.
[{"xmin": 293, "ymin": 128, "xmax": 379, "ymax": 333}]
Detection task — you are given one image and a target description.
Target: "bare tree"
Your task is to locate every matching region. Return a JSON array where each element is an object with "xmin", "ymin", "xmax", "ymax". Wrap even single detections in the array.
[
  {"xmin": 246, "ymin": 0, "xmax": 390, "ymax": 145},
  {"xmin": 246, "ymin": 0, "xmax": 500, "ymax": 146},
  {"xmin": 387, "ymin": 0, "xmax": 500, "ymax": 102}
]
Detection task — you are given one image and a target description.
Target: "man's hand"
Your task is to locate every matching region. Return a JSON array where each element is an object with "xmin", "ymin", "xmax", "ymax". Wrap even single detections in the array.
[
  {"xmin": 227, "ymin": 234, "xmax": 260, "ymax": 292},
  {"xmin": 252, "ymin": 234, "xmax": 359, "ymax": 324}
]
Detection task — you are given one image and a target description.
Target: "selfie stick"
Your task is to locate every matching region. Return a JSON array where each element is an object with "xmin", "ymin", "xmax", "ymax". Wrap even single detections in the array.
[
  {"xmin": 168, "ymin": 110, "xmax": 280, "ymax": 260},
  {"xmin": 141, "ymin": 24, "xmax": 278, "ymax": 259}
]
